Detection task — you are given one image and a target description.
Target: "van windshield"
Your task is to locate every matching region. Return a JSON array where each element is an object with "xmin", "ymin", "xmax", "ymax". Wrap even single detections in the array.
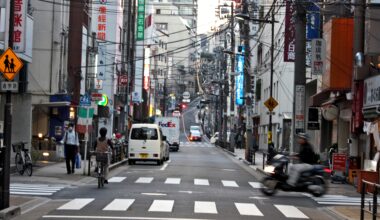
[{"xmin": 131, "ymin": 127, "xmax": 158, "ymax": 140}]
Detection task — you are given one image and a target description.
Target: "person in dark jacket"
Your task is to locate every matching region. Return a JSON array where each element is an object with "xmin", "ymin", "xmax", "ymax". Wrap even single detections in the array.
[{"xmin": 287, "ymin": 133, "xmax": 316, "ymax": 186}]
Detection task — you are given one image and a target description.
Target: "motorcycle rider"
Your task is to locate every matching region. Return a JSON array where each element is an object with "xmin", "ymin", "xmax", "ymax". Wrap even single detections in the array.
[{"xmin": 287, "ymin": 133, "xmax": 317, "ymax": 187}]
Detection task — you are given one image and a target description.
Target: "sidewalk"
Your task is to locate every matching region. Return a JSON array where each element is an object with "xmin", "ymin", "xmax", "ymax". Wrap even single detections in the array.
[
  {"xmin": 225, "ymin": 147, "xmax": 371, "ymax": 220},
  {"xmin": 2, "ymin": 158, "xmax": 127, "ymax": 219}
]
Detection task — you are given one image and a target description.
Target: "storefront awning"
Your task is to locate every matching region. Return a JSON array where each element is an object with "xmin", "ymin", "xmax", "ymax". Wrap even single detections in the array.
[
  {"xmin": 310, "ymin": 89, "xmax": 350, "ymax": 107},
  {"xmin": 33, "ymin": 101, "xmax": 71, "ymax": 107}
]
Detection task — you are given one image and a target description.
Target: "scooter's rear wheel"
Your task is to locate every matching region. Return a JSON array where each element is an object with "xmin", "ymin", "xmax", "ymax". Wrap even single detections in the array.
[
  {"xmin": 309, "ymin": 176, "xmax": 326, "ymax": 197},
  {"xmin": 260, "ymin": 177, "xmax": 278, "ymax": 196}
]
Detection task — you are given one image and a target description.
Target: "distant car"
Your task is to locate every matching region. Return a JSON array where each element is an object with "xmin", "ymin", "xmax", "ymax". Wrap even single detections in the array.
[
  {"xmin": 189, "ymin": 130, "xmax": 202, "ymax": 142},
  {"xmin": 172, "ymin": 110, "xmax": 181, "ymax": 117},
  {"xmin": 190, "ymin": 125, "xmax": 202, "ymax": 135},
  {"xmin": 210, "ymin": 132, "xmax": 231, "ymax": 144}
]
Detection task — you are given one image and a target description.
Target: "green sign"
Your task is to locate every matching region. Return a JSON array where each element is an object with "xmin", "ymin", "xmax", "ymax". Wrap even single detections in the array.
[{"xmin": 136, "ymin": 0, "xmax": 145, "ymax": 41}]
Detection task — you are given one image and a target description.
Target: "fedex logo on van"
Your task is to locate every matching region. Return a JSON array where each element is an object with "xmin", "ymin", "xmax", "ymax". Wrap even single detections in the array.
[{"xmin": 158, "ymin": 121, "xmax": 176, "ymax": 127}]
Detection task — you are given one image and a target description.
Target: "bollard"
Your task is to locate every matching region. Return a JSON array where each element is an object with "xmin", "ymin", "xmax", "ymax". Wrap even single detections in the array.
[{"xmin": 252, "ymin": 151, "xmax": 256, "ymax": 165}]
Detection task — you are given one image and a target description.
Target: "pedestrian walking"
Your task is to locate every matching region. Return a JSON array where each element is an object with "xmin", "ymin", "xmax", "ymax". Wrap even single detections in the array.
[{"xmin": 62, "ymin": 123, "xmax": 79, "ymax": 174}]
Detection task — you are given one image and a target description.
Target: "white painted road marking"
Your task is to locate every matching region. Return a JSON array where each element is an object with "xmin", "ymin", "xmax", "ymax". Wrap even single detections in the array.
[
  {"xmin": 234, "ymin": 203, "xmax": 263, "ymax": 216},
  {"xmin": 103, "ymin": 199, "xmax": 135, "ymax": 211},
  {"xmin": 43, "ymin": 215, "xmax": 215, "ymax": 220},
  {"xmin": 221, "ymin": 180, "xmax": 238, "ymax": 187},
  {"xmin": 165, "ymin": 178, "xmax": 181, "ymax": 184},
  {"xmin": 10, "ymin": 183, "xmax": 64, "ymax": 196},
  {"xmin": 135, "ymin": 177, "xmax": 154, "ymax": 183},
  {"xmin": 160, "ymin": 163, "xmax": 169, "ymax": 171},
  {"xmin": 57, "ymin": 198, "xmax": 94, "ymax": 210},
  {"xmin": 148, "ymin": 200, "xmax": 174, "ymax": 212},
  {"xmin": 274, "ymin": 205, "xmax": 309, "ymax": 219},
  {"xmin": 194, "ymin": 179, "xmax": 209, "ymax": 186},
  {"xmin": 249, "ymin": 182, "xmax": 262, "ymax": 189},
  {"xmin": 194, "ymin": 201, "xmax": 217, "ymax": 214},
  {"xmin": 108, "ymin": 177, "xmax": 126, "ymax": 183}
]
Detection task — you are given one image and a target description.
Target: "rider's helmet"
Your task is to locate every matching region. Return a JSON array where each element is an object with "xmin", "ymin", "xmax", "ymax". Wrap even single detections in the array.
[{"xmin": 296, "ymin": 132, "xmax": 310, "ymax": 141}]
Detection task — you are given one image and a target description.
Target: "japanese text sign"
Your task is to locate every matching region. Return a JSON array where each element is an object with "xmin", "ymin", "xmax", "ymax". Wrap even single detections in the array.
[
  {"xmin": 13, "ymin": 0, "xmax": 27, "ymax": 52},
  {"xmin": 332, "ymin": 153, "xmax": 347, "ymax": 171},
  {"xmin": 136, "ymin": 0, "xmax": 145, "ymax": 41},
  {"xmin": 96, "ymin": 4, "xmax": 107, "ymax": 41}
]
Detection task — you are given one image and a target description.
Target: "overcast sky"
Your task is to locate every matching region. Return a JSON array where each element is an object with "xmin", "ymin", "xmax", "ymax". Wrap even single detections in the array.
[{"xmin": 197, "ymin": 0, "xmax": 217, "ymax": 34}]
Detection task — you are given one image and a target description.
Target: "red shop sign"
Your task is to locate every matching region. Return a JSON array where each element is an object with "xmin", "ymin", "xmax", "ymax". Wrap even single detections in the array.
[{"xmin": 332, "ymin": 153, "xmax": 347, "ymax": 171}]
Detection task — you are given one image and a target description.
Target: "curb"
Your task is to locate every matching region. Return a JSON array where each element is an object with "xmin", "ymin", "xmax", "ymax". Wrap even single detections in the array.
[
  {"xmin": 216, "ymin": 145, "xmax": 236, "ymax": 157},
  {"xmin": 109, "ymin": 158, "xmax": 128, "ymax": 170}
]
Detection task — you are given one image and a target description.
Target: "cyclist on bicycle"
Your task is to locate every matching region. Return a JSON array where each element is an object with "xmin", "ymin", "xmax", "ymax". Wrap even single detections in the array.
[{"xmin": 94, "ymin": 127, "xmax": 114, "ymax": 184}]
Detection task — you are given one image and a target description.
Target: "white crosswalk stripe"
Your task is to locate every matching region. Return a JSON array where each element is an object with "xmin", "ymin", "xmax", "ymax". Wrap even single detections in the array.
[
  {"xmin": 180, "ymin": 142, "xmax": 214, "ymax": 148},
  {"xmin": 274, "ymin": 205, "xmax": 309, "ymax": 219},
  {"xmin": 309, "ymin": 194, "xmax": 375, "ymax": 205},
  {"xmin": 58, "ymin": 198, "xmax": 94, "ymax": 210},
  {"xmin": 194, "ymin": 178, "xmax": 209, "ymax": 186},
  {"xmin": 235, "ymin": 203, "xmax": 263, "ymax": 216},
  {"xmin": 53, "ymin": 198, "xmax": 309, "ymax": 218},
  {"xmin": 148, "ymin": 200, "xmax": 174, "ymax": 212},
  {"xmin": 10, "ymin": 183, "xmax": 64, "ymax": 196},
  {"xmin": 135, "ymin": 177, "xmax": 154, "ymax": 183},
  {"xmin": 222, "ymin": 180, "xmax": 239, "ymax": 187},
  {"xmin": 165, "ymin": 178, "xmax": 181, "ymax": 184},
  {"xmin": 108, "ymin": 177, "xmax": 126, "ymax": 183},
  {"xmin": 103, "ymin": 199, "xmax": 135, "ymax": 211},
  {"xmin": 194, "ymin": 201, "xmax": 218, "ymax": 214},
  {"xmin": 249, "ymin": 182, "xmax": 262, "ymax": 189}
]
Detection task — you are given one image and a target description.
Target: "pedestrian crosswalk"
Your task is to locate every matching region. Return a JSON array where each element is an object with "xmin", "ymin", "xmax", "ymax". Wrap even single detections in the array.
[
  {"xmin": 110, "ymin": 176, "xmax": 262, "ymax": 189},
  {"xmin": 180, "ymin": 141, "xmax": 214, "ymax": 148},
  {"xmin": 52, "ymin": 198, "xmax": 309, "ymax": 219},
  {"xmin": 308, "ymin": 194, "xmax": 377, "ymax": 206},
  {"xmin": 10, "ymin": 183, "xmax": 64, "ymax": 196}
]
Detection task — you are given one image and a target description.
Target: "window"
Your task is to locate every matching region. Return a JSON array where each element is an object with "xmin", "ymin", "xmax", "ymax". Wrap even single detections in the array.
[
  {"xmin": 131, "ymin": 127, "xmax": 158, "ymax": 140},
  {"xmin": 156, "ymin": 9, "xmax": 161, "ymax": 14}
]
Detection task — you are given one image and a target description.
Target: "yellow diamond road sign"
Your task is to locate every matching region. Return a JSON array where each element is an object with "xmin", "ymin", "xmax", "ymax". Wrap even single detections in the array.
[
  {"xmin": 264, "ymin": 96, "xmax": 278, "ymax": 112},
  {"xmin": 0, "ymin": 48, "xmax": 24, "ymax": 81}
]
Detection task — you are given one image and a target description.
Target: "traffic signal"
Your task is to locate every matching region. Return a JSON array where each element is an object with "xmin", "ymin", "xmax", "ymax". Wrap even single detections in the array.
[{"xmin": 181, "ymin": 103, "xmax": 187, "ymax": 110}]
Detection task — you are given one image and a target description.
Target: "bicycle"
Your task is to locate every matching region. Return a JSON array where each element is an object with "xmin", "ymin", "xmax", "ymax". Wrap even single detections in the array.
[
  {"xmin": 12, "ymin": 142, "xmax": 33, "ymax": 176},
  {"xmin": 91, "ymin": 151, "xmax": 110, "ymax": 188}
]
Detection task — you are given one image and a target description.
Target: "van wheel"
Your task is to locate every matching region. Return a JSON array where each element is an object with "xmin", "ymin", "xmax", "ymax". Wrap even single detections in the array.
[
  {"xmin": 128, "ymin": 160, "xmax": 134, "ymax": 165},
  {"xmin": 157, "ymin": 159, "xmax": 162, "ymax": 165}
]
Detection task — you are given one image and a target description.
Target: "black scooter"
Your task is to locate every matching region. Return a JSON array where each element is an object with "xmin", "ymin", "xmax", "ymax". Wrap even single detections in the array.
[{"xmin": 260, "ymin": 154, "xmax": 329, "ymax": 197}]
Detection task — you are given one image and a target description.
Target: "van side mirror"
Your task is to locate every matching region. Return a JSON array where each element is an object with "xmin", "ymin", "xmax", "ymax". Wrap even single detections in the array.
[{"xmin": 162, "ymin": 136, "xmax": 167, "ymax": 141}]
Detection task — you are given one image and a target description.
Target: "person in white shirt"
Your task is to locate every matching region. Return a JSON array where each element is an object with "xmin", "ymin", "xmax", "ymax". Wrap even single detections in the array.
[{"xmin": 62, "ymin": 123, "xmax": 79, "ymax": 174}]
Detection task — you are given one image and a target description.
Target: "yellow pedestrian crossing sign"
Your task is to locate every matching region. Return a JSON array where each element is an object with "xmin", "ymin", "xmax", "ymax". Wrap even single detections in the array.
[
  {"xmin": 264, "ymin": 96, "xmax": 278, "ymax": 112},
  {"xmin": 0, "ymin": 48, "xmax": 24, "ymax": 81}
]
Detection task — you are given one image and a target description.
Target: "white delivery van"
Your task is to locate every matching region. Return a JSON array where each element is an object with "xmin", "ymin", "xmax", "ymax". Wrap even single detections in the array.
[
  {"xmin": 128, "ymin": 123, "xmax": 169, "ymax": 165},
  {"xmin": 155, "ymin": 117, "xmax": 180, "ymax": 151}
]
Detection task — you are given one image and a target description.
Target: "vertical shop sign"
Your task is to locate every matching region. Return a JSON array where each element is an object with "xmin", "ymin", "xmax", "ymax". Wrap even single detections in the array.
[
  {"xmin": 143, "ymin": 48, "xmax": 150, "ymax": 90},
  {"xmin": 311, "ymin": 38, "xmax": 326, "ymax": 75},
  {"xmin": 295, "ymin": 85, "xmax": 305, "ymax": 132},
  {"xmin": 306, "ymin": 3, "xmax": 320, "ymax": 40},
  {"xmin": 97, "ymin": 1, "xmax": 107, "ymax": 41},
  {"xmin": 136, "ymin": 0, "xmax": 146, "ymax": 41},
  {"xmin": 284, "ymin": 1, "xmax": 295, "ymax": 62},
  {"xmin": 235, "ymin": 46, "xmax": 245, "ymax": 106},
  {"xmin": 13, "ymin": 0, "xmax": 27, "ymax": 52}
]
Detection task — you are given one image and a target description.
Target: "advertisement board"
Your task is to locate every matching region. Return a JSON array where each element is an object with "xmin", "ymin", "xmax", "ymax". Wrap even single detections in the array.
[
  {"xmin": 235, "ymin": 46, "xmax": 245, "ymax": 106},
  {"xmin": 332, "ymin": 153, "xmax": 347, "ymax": 171}
]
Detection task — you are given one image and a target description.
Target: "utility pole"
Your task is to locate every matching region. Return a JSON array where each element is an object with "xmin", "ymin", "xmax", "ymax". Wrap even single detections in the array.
[
  {"xmin": 242, "ymin": 0, "xmax": 253, "ymax": 157},
  {"xmin": 0, "ymin": 0, "xmax": 14, "ymax": 209},
  {"xmin": 230, "ymin": 2, "xmax": 235, "ymax": 125},
  {"xmin": 268, "ymin": 4, "xmax": 275, "ymax": 150},
  {"xmin": 292, "ymin": 0, "xmax": 307, "ymax": 153}
]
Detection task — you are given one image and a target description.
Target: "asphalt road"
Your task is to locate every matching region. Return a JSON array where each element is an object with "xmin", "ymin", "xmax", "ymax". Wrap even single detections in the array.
[
  {"xmin": 31, "ymin": 102, "xmax": 336, "ymax": 220},
  {"xmin": 6, "ymin": 101, "xmax": 344, "ymax": 220}
]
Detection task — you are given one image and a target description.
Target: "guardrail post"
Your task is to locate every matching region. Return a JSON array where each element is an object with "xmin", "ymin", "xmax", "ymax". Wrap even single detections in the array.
[
  {"xmin": 360, "ymin": 180, "xmax": 366, "ymax": 220},
  {"xmin": 373, "ymin": 184, "xmax": 377, "ymax": 220},
  {"xmin": 262, "ymin": 153, "xmax": 266, "ymax": 170}
]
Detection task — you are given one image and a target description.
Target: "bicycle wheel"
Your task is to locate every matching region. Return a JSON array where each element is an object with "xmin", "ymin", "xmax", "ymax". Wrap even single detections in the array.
[
  {"xmin": 15, "ymin": 153, "xmax": 24, "ymax": 175},
  {"xmin": 24, "ymin": 154, "xmax": 33, "ymax": 176}
]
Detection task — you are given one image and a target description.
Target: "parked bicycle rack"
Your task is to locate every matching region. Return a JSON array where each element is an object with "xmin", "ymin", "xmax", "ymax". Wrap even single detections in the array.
[{"xmin": 360, "ymin": 179, "xmax": 380, "ymax": 220}]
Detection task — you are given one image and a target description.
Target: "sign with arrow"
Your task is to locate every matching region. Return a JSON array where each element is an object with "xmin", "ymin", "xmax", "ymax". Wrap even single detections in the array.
[{"xmin": 264, "ymin": 96, "xmax": 278, "ymax": 112}]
